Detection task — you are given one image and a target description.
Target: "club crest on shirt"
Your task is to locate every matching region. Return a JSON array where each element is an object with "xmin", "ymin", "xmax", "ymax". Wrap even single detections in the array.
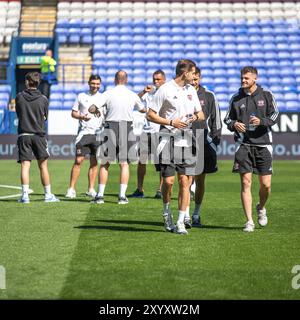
[
  {"xmin": 187, "ymin": 94, "xmax": 192, "ymax": 100},
  {"xmin": 257, "ymin": 100, "xmax": 265, "ymax": 107},
  {"xmin": 240, "ymin": 104, "xmax": 246, "ymax": 109}
]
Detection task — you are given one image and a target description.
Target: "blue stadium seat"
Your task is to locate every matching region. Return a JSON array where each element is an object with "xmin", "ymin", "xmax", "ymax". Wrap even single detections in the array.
[
  {"xmin": 0, "ymin": 85, "xmax": 10, "ymax": 93},
  {"xmin": 49, "ymin": 101, "xmax": 62, "ymax": 109},
  {"xmin": 63, "ymin": 92, "xmax": 76, "ymax": 101},
  {"xmin": 286, "ymin": 101, "xmax": 299, "ymax": 111},
  {"xmin": 284, "ymin": 92, "xmax": 298, "ymax": 101},
  {"xmin": 0, "ymin": 100, "xmax": 8, "ymax": 109},
  {"xmin": 0, "ymin": 93, "xmax": 9, "ymax": 101}
]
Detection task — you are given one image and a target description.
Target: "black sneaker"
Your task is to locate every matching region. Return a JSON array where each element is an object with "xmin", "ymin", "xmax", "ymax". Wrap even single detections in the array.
[
  {"xmin": 154, "ymin": 190, "xmax": 162, "ymax": 199},
  {"xmin": 128, "ymin": 189, "xmax": 144, "ymax": 198},
  {"xmin": 192, "ymin": 215, "xmax": 202, "ymax": 227}
]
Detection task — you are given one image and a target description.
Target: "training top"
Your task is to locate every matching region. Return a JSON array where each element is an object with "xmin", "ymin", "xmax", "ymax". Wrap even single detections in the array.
[
  {"xmin": 72, "ymin": 91, "xmax": 105, "ymax": 135},
  {"xmin": 224, "ymin": 85, "xmax": 279, "ymax": 146},
  {"xmin": 141, "ymin": 89, "xmax": 160, "ymax": 133},
  {"xmin": 192, "ymin": 85, "xmax": 222, "ymax": 146},
  {"xmin": 16, "ymin": 89, "xmax": 48, "ymax": 136},
  {"xmin": 149, "ymin": 79, "xmax": 202, "ymax": 133},
  {"xmin": 97, "ymin": 85, "xmax": 144, "ymax": 122}
]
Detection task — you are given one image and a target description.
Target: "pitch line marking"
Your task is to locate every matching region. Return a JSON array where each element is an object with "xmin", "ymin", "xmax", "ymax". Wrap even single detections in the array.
[{"xmin": 0, "ymin": 185, "xmax": 33, "ymax": 199}]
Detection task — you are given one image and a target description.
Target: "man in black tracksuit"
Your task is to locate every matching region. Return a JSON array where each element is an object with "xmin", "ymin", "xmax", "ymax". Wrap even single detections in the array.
[
  {"xmin": 224, "ymin": 66, "xmax": 279, "ymax": 232},
  {"xmin": 16, "ymin": 71, "xmax": 59, "ymax": 203},
  {"xmin": 189, "ymin": 67, "xmax": 222, "ymax": 227}
]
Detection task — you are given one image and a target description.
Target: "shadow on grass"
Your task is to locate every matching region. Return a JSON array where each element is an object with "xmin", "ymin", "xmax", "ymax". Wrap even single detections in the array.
[
  {"xmin": 94, "ymin": 219, "xmax": 163, "ymax": 227},
  {"xmin": 74, "ymin": 225, "xmax": 163, "ymax": 233},
  {"xmin": 94, "ymin": 219, "xmax": 241, "ymax": 230}
]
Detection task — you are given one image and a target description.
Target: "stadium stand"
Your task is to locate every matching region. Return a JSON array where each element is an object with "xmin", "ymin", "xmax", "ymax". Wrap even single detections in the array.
[{"xmin": 51, "ymin": 1, "xmax": 300, "ymax": 112}]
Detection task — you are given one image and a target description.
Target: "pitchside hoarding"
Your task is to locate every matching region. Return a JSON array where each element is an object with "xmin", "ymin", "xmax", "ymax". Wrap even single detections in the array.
[{"xmin": 0, "ymin": 111, "xmax": 300, "ymax": 160}]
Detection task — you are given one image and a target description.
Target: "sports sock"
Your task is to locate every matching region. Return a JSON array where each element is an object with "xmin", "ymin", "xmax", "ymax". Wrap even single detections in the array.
[
  {"xmin": 97, "ymin": 184, "xmax": 106, "ymax": 197},
  {"xmin": 119, "ymin": 184, "xmax": 127, "ymax": 198},
  {"xmin": 44, "ymin": 185, "xmax": 51, "ymax": 195},
  {"xmin": 178, "ymin": 210, "xmax": 186, "ymax": 224},
  {"xmin": 22, "ymin": 184, "xmax": 29, "ymax": 194}
]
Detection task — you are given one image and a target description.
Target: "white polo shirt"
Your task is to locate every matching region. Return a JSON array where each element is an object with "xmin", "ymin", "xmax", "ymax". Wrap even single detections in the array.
[
  {"xmin": 97, "ymin": 85, "xmax": 144, "ymax": 122},
  {"xmin": 72, "ymin": 91, "xmax": 105, "ymax": 135},
  {"xmin": 141, "ymin": 89, "xmax": 160, "ymax": 133},
  {"xmin": 149, "ymin": 79, "xmax": 202, "ymax": 133}
]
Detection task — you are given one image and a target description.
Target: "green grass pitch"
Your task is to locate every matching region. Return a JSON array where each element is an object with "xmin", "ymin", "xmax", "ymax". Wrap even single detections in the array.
[{"xmin": 0, "ymin": 159, "xmax": 299, "ymax": 299}]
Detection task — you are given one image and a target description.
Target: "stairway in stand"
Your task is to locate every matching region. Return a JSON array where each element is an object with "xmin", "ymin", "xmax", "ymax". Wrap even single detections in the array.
[
  {"xmin": 19, "ymin": 0, "xmax": 58, "ymax": 37},
  {"xmin": 58, "ymin": 46, "xmax": 92, "ymax": 84}
]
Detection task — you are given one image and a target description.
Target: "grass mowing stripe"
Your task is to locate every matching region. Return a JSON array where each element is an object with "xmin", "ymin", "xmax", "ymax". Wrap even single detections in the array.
[{"xmin": 0, "ymin": 160, "xmax": 91, "ymax": 299}]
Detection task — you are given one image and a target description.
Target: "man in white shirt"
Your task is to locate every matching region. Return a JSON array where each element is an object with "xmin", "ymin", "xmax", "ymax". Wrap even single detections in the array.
[
  {"xmin": 129, "ymin": 69, "xmax": 166, "ymax": 199},
  {"xmin": 65, "ymin": 75, "xmax": 105, "ymax": 199},
  {"xmin": 92, "ymin": 70, "xmax": 145, "ymax": 204},
  {"xmin": 147, "ymin": 59, "xmax": 205, "ymax": 235}
]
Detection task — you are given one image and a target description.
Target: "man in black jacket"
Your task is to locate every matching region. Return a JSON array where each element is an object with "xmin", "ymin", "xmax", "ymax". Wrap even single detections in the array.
[
  {"xmin": 16, "ymin": 71, "xmax": 59, "ymax": 203},
  {"xmin": 224, "ymin": 66, "xmax": 279, "ymax": 232},
  {"xmin": 190, "ymin": 67, "xmax": 222, "ymax": 228}
]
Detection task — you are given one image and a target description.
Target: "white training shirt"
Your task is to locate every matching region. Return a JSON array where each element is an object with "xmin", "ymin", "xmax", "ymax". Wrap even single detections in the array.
[
  {"xmin": 97, "ymin": 85, "xmax": 144, "ymax": 122},
  {"xmin": 149, "ymin": 79, "xmax": 202, "ymax": 133},
  {"xmin": 72, "ymin": 91, "xmax": 105, "ymax": 135},
  {"xmin": 141, "ymin": 89, "xmax": 160, "ymax": 133}
]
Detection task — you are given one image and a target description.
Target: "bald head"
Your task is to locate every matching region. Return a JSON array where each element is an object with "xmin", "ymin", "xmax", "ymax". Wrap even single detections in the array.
[{"xmin": 115, "ymin": 70, "xmax": 128, "ymax": 85}]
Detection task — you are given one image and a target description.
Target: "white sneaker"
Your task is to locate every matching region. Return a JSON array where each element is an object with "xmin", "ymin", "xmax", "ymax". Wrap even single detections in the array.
[
  {"xmin": 118, "ymin": 196, "xmax": 129, "ymax": 204},
  {"xmin": 45, "ymin": 194, "xmax": 60, "ymax": 203},
  {"xmin": 256, "ymin": 203, "xmax": 268, "ymax": 227},
  {"xmin": 18, "ymin": 193, "xmax": 30, "ymax": 204},
  {"xmin": 86, "ymin": 189, "xmax": 97, "ymax": 198},
  {"xmin": 176, "ymin": 222, "xmax": 188, "ymax": 235},
  {"xmin": 243, "ymin": 221, "xmax": 255, "ymax": 232},
  {"xmin": 184, "ymin": 217, "xmax": 192, "ymax": 229},
  {"xmin": 65, "ymin": 188, "xmax": 76, "ymax": 199},
  {"xmin": 163, "ymin": 212, "xmax": 175, "ymax": 232},
  {"xmin": 92, "ymin": 195, "xmax": 104, "ymax": 204}
]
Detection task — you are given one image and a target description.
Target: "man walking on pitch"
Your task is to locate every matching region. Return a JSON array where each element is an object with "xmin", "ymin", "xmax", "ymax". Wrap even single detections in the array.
[
  {"xmin": 16, "ymin": 72, "xmax": 59, "ymax": 203},
  {"xmin": 224, "ymin": 66, "xmax": 279, "ymax": 232},
  {"xmin": 190, "ymin": 67, "xmax": 222, "ymax": 227},
  {"xmin": 147, "ymin": 59, "xmax": 205, "ymax": 234},
  {"xmin": 65, "ymin": 75, "xmax": 104, "ymax": 199}
]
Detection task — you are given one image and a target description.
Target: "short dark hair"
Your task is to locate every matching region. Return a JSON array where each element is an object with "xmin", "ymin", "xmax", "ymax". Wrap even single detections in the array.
[
  {"xmin": 175, "ymin": 59, "xmax": 196, "ymax": 77},
  {"xmin": 89, "ymin": 74, "xmax": 102, "ymax": 83},
  {"xmin": 241, "ymin": 66, "xmax": 258, "ymax": 76},
  {"xmin": 153, "ymin": 69, "xmax": 166, "ymax": 78},
  {"xmin": 25, "ymin": 72, "xmax": 41, "ymax": 88},
  {"xmin": 195, "ymin": 66, "xmax": 201, "ymax": 76}
]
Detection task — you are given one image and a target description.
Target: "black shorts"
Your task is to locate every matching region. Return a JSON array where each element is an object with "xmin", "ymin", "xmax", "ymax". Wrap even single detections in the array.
[
  {"xmin": 98, "ymin": 121, "xmax": 138, "ymax": 163},
  {"xmin": 159, "ymin": 130, "xmax": 196, "ymax": 178},
  {"xmin": 233, "ymin": 144, "xmax": 273, "ymax": 175},
  {"xmin": 75, "ymin": 134, "xmax": 99, "ymax": 157},
  {"xmin": 202, "ymin": 142, "xmax": 218, "ymax": 174},
  {"xmin": 17, "ymin": 135, "xmax": 49, "ymax": 163}
]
